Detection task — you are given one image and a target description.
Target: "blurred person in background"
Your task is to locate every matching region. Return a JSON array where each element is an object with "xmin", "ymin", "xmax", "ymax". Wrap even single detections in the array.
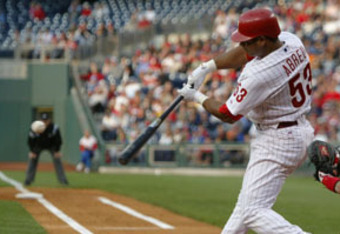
[
  {"xmin": 101, "ymin": 109, "xmax": 119, "ymax": 141},
  {"xmin": 25, "ymin": 112, "xmax": 68, "ymax": 186},
  {"xmin": 77, "ymin": 130, "xmax": 98, "ymax": 173}
]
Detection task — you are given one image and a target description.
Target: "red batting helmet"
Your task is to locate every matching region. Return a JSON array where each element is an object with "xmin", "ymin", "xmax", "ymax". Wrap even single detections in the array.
[{"xmin": 231, "ymin": 8, "xmax": 281, "ymax": 42}]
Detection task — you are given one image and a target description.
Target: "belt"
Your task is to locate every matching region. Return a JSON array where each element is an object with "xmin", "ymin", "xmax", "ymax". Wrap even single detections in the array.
[{"xmin": 277, "ymin": 121, "xmax": 298, "ymax": 129}]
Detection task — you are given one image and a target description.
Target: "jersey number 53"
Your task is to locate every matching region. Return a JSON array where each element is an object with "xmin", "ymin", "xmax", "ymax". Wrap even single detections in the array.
[
  {"xmin": 289, "ymin": 63, "xmax": 312, "ymax": 108},
  {"xmin": 233, "ymin": 83, "xmax": 248, "ymax": 102}
]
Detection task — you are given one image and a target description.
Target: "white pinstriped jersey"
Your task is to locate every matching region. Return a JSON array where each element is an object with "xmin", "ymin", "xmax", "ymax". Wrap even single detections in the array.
[{"xmin": 226, "ymin": 32, "xmax": 312, "ymax": 125}]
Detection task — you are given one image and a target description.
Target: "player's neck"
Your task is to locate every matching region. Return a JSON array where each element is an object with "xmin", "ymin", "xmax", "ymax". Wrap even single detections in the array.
[{"xmin": 260, "ymin": 41, "xmax": 284, "ymax": 58}]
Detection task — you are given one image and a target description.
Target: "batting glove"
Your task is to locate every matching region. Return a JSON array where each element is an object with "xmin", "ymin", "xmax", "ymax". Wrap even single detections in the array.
[
  {"xmin": 178, "ymin": 84, "xmax": 208, "ymax": 104},
  {"xmin": 188, "ymin": 59, "xmax": 217, "ymax": 90},
  {"xmin": 318, "ymin": 171, "xmax": 327, "ymax": 182}
]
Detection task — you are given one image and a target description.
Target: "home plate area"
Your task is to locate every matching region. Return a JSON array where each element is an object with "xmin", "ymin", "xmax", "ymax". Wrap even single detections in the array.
[{"xmin": 4, "ymin": 187, "xmax": 221, "ymax": 234}]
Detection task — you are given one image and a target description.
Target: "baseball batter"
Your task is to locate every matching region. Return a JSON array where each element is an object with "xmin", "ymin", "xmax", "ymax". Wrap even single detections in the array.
[{"xmin": 179, "ymin": 8, "xmax": 314, "ymax": 234}]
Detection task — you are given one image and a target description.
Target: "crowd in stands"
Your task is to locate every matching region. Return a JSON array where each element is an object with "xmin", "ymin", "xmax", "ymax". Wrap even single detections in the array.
[
  {"xmin": 3, "ymin": 0, "xmax": 339, "ymax": 164},
  {"xmin": 79, "ymin": 1, "xmax": 340, "ymax": 165},
  {"xmin": 5, "ymin": 0, "xmax": 158, "ymax": 59},
  {"xmin": 11, "ymin": 0, "xmax": 116, "ymax": 59}
]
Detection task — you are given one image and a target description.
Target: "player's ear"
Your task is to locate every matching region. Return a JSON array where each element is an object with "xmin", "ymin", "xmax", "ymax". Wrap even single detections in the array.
[{"xmin": 258, "ymin": 36, "xmax": 267, "ymax": 44}]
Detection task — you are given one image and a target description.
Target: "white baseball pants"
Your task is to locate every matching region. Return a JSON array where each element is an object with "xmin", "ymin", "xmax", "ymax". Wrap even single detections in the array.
[{"xmin": 221, "ymin": 119, "xmax": 314, "ymax": 234}]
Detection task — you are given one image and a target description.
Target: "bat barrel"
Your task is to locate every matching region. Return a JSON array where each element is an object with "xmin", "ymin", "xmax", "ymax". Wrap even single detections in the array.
[{"xmin": 117, "ymin": 95, "xmax": 184, "ymax": 165}]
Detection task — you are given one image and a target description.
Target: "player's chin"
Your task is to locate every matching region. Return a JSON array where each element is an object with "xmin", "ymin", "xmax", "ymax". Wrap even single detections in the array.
[{"xmin": 241, "ymin": 46, "xmax": 251, "ymax": 55}]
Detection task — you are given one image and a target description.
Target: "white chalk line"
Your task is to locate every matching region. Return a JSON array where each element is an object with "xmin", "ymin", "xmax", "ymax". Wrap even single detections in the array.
[
  {"xmin": 0, "ymin": 171, "xmax": 93, "ymax": 234},
  {"xmin": 0, "ymin": 171, "xmax": 30, "ymax": 193},
  {"xmin": 36, "ymin": 198, "xmax": 93, "ymax": 234},
  {"xmin": 93, "ymin": 226, "xmax": 160, "ymax": 230},
  {"xmin": 98, "ymin": 196, "xmax": 175, "ymax": 230}
]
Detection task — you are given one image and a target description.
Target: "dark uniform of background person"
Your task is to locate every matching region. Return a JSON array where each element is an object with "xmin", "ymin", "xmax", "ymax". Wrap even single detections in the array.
[{"xmin": 24, "ymin": 112, "xmax": 69, "ymax": 186}]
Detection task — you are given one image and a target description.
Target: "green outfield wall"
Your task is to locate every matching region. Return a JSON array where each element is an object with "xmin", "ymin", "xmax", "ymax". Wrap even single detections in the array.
[{"xmin": 0, "ymin": 62, "xmax": 83, "ymax": 164}]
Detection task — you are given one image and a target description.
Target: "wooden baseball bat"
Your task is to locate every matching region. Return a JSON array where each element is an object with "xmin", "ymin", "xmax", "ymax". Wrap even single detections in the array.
[{"xmin": 118, "ymin": 95, "xmax": 184, "ymax": 165}]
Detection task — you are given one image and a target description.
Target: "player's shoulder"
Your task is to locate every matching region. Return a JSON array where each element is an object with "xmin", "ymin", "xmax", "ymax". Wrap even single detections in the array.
[
  {"xmin": 28, "ymin": 130, "xmax": 38, "ymax": 138},
  {"xmin": 278, "ymin": 31, "xmax": 297, "ymax": 40},
  {"xmin": 90, "ymin": 135, "xmax": 97, "ymax": 141},
  {"xmin": 279, "ymin": 31, "xmax": 303, "ymax": 46},
  {"xmin": 52, "ymin": 123, "xmax": 60, "ymax": 131}
]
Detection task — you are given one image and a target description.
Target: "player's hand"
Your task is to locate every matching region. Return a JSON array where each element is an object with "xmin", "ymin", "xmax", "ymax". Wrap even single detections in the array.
[
  {"xmin": 178, "ymin": 84, "xmax": 208, "ymax": 104},
  {"xmin": 54, "ymin": 152, "xmax": 62, "ymax": 158},
  {"xmin": 28, "ymin": 152, "xmax": 37, "ymax": 159},
  {"xmin": 317, "ymin": 171, "xmax": 335, "ymax": 182},
  {"xmin": 178, "ymin": 84, "xmax": 196, "ymax": 101},
  {"xmin": 188, "ymin": 60, "xmax": 217, "ymax": 90}
]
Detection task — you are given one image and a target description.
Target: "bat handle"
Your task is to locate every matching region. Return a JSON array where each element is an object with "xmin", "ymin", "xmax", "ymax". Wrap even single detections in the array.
[{"xmin": 187, "ymin": 82, "xmax": 194, "ymax": 89}]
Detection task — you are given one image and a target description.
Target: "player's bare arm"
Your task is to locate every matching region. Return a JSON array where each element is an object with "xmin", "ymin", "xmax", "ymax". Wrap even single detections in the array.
[
  {"xmin": 213, "ymin": 46, "xmax": 248, "ymax": 70},
  {"xmin": 188, "ymin": 46, "xmax": 248, "ymax": 90}
]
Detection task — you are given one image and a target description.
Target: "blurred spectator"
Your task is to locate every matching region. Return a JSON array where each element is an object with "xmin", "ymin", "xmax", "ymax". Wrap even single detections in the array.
[
  {"xmin": 68, "ymin": 0, "xmax": 82, "ymax": 22},
  {"xmin": 88, "ymin": 80, "xmax": 108, "ymax": 114},
  {"xmin": 81, "ymin": 62, "xmax": 104, "ymax": 88},
  {"xmin": 30, "ymin": 3, "xmax": 46, "ymax": 21},
  {"xmin": 159, "ymin": 124, "xmax": 174, "ymax": 145},
  {"xmin": 92, "ymin": 1, "xmax": 110, "ymax": 20},
  {"xmin": 77, "ymin": 130, "xmax": 98, "ymax": 173},
  {"xmin": 144, "ymin": 6, "xmax": 156, "ymax": 23},
  {"xmin": 138, "ymin": 16, "xmax": 151, "ymax": 29},
  {"xmin": 156, "ymin": 124, "xmax": 175, "ymax": 162},
  {"xmin": 81, "ymin": 2, "xmax": 92, "ymax": 17},
  {"xmin": 212, "ymin": 10, "xmax": 229, "ymax": 40},
  {"xmin": 101, "ymin": 109, "xmax": 119, "ymax": 141},
  {"xmin": 74, "ymin": 22, "xmax": 93, "ymax": 47},
  {"xmin": 124, "ymin": 11, "xmax": 138, "ymax": 32}
]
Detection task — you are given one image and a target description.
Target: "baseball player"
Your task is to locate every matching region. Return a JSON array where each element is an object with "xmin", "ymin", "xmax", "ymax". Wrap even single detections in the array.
[
  {"xmin": 24, "ymin": 112, "xmax": 69, "ymax": 186},
  {"xmin": 307, "ymin": 140, "xmax": 340, "ymax": 193},
  {"xmin": 77, "ymin": 130, "xmax": 98, "ymax": 173},
  {"xmin": 179, "ymin": 8, "xmax": 314, "ymax": 234}
]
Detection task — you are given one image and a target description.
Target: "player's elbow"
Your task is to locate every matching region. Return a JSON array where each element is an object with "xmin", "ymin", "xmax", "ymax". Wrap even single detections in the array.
[{"xmin": 219, "ymin": 115, "xmax": 237, "ymax": 124}]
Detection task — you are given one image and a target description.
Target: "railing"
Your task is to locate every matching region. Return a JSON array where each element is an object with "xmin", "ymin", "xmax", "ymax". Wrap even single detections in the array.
[
  {"xmin": 10, "ymin": 16, "xmax": 214, "ymax": 61},
  {"xmin": 15, "ymin": 36, "xmax": 118, "ymax": 61},
  {"xmin": 105, "ymin": 142, "xmax": 250, "ymax": 168},
  {"xmin": 70, "ymin": 63, "xmax": 107, "ymax": 170},
  {"xmin": 104, "ymin": 142, "xmax": 316, "ymax": 174}
]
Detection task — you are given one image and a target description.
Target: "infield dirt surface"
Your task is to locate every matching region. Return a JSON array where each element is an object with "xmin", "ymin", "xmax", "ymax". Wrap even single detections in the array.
[{"xmin": 0, "ymin": 163, "xmax": 221, "ymax": 234}]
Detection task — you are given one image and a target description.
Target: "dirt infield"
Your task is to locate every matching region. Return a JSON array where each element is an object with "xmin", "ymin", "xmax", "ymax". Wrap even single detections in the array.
[{"xmin": 0, "ymin": 163, "xmax": 221, "ymax": 234}]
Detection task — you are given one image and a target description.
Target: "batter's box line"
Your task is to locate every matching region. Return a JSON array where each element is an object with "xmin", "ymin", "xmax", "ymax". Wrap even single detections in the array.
[
  {"xmin": 92, "ymin": 226, "xmax": 160, "ymax": 231},
  {"xmin": 0, "ymin": 171, "xmax": 93, "ymax": 234},
  {"xmin": 98, "ymin": 196, "xmax": 175, "ymax": 230}
]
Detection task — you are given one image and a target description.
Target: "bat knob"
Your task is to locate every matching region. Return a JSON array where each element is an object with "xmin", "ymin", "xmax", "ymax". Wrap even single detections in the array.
[{"xmin": 118, "ymin": 157, "xmax": 129, "ymax": 165}]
